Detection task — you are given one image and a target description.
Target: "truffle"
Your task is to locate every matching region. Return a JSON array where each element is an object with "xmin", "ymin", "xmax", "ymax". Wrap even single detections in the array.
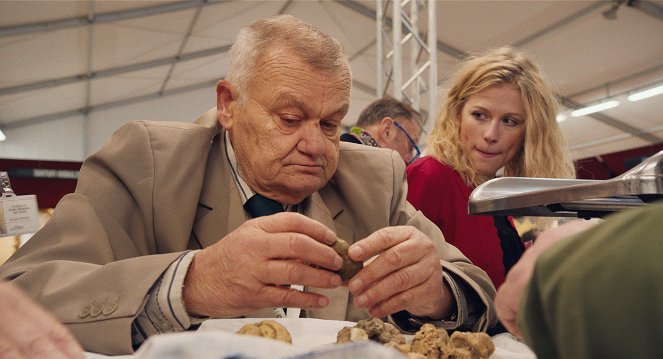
[
  {"xmin": 236, "ymin": 320, "xmax": 292, "ymax": 344},
  {"xmin": 331, "ymin": 237, "xmax": 363, "ymax": 282}
]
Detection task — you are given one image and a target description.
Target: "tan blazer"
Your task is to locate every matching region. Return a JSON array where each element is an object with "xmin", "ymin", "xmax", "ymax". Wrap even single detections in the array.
[{"xmin": 0, "ymin": 109, "xmax": 496, "ymax": 355}]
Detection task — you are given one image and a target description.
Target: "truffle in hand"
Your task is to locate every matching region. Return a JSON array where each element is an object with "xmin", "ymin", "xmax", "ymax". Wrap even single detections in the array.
[{"xmin": 331, "ymin": 237, "xmax": 363, "ymax": 282}]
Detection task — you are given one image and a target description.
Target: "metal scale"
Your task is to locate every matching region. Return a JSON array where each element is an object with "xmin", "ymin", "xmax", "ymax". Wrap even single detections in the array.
[{"xmin": 468, "ymin": 150, "xmax": 663, "ymax": 219}]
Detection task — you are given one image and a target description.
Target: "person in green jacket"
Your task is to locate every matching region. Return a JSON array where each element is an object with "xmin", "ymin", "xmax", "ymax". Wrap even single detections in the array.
[{"xmin": 496, "ymin": 201, "xmax": 663, "ymax": 358}]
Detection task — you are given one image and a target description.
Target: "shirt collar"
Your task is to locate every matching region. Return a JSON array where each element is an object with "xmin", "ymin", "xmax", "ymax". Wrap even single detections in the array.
[{"xmin": 350, "ymin": 127, "xmax": 380, "ymax": 148}]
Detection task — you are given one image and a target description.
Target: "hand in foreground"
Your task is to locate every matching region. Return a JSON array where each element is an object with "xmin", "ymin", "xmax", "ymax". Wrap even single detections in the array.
[
  {"xmin": 0, "ymin": 280, "xmax": 85, "ymax": 359},
  {"xmin": 495, "ymin": 220, "xmax": 599, "ymax": 337},
  {"xmin": 183, "ymin": 212, "xmax": 343, "ymax": 318},
  {"xmin": 347, "ymin": 226, "xmax": 453, "ymax": 320}
]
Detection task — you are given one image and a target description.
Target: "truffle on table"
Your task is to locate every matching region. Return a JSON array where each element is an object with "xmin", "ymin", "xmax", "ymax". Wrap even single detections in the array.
[
  {"xmin": 336, "ymin": 326, "xmax": 369, "ymax": 343},
  {"xmin": 448, "ymin": 331, "xmax": 494, "ymax": 359},
  {"xmin": 236, "ymin": 320, "xmax": 292, "ymax": 344}
]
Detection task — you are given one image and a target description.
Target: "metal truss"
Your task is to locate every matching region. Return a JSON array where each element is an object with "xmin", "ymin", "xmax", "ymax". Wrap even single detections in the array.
[{"xmin": 376, "ymin": 0, "xmax": 437, "ymax": 130}]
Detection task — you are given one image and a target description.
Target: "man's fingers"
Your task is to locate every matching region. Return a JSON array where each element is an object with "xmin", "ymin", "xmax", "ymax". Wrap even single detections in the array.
[
  {"xmin": 255, "ymin": 212, "xmax": 337, "ymax": 245},
  {"xmin": 2, "ymin": 282, "xmax": 67, "ymax": 345},
  {"xmin": 17, "ymin": 335, "xmax": 79, "ymax": 359},
  {"xmin": 50, "ymin": 328, "xmax": 86, "ymax": 359},
  {"xmin": 495, "ymin": 280, "xmax": 524, "ymax": 338},
  {"xmin": 364, "ymin": 279, "xmax": 433, "ymax": 318},
  {"xmin": 497, "ymin": 305, "xmax": 521, "ymax": 338},
  {"xmin": 352, "ymin": 264, "xmax": 426, "ymax": 310},
  {"xmin": 259, "ymin": 260, "xmax": 342, "ymax": 288},
  {"xmin": 256, "ymin": 285, "xmax": 329, "ymax": 310},
  {"xmin": 262, "ymin": 232, "xmax": 342, "ymax": 271},
  {"xmin": 0, "ymin": 282, "xmax": 85, "ymax": 359},
  {"xmin": 0, "ymin": 338, "xmax": 81, "ymax": 359},
  {"xmin": 348, "ymin": 226, "xmax": 412, "ymax": 261},
  {"xmin": 348, "ymin": 233, "xmax": 432, "ymax": 294}
]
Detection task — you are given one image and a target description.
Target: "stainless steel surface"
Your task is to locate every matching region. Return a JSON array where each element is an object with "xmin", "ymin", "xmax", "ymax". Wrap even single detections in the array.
[{"xmin": 468, "ymin": 150, "xmax": 663, "ymax": 218}]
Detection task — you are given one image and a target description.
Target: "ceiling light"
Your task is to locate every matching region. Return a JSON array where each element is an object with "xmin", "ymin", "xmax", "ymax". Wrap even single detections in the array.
[
  {"xmin": 571, "ymin": 100, "xmax": 620, "ymax": 117},
  {"xmin": 0, "ymin": 129, "xmax": 5, "ymax": 142},
  {"xmin": 556, "ymin": 114, "xmax": 567, "ymax": 122},
  {"xmin": 628, "ymin": 84, "xmax": 663, "ymax": 102}
]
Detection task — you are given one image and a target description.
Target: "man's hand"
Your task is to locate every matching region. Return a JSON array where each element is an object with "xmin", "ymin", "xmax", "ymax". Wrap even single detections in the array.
[
  {"xmin": 495, "ymin": 220, "xmax": 599, "ymax": 337},
  {"xmin": 346, "ymin": 226, "xmax": 453, "ymax": 319},
  {"xmin": 0, "ymin": 280, "xmax": 85, "ymax": 359},
  {"xmin": 183, "ymin": 212, "xmax": 343, "ymax": 318}
]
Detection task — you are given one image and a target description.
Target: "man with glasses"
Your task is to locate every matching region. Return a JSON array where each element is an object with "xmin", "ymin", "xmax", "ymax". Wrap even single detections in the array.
[{"xmin": 341, "ymin": 96, "xmax": 422, "ymax": 165}]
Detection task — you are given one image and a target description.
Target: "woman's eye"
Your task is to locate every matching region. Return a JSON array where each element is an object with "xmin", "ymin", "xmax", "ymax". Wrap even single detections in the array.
[
  {"xmin": 503, "ymin": 117, "xmax": 520, "ymax": 126},
  {"xmin": 471, "ymin": 111, "xmax": 485, "ymax": 120}
]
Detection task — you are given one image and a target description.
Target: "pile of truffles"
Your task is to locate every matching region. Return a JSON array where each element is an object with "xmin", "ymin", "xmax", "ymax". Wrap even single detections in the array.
[
  {"xmin": 336, "ymin": 318, "xmax": 494, "ymax": 359},
  {"xmin": 236, "ymin": 320, "xmax": 292, "ymax": 344}
]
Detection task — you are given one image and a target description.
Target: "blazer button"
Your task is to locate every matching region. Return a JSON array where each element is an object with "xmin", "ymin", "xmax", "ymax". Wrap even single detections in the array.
[
  {"xmin": 78, "ymin": 303, "xmax": 92, "ymax": 319},
  {"xmin": 160, "ymin": 319, "xmax": 172, "ymax": 331},
  {"xmin": 102, "ymin": 302, "xmax": 118, "ymax": 316},
  {"xmin": 90, "ymin": 302, "xmax": 104, "ymax": 318}
]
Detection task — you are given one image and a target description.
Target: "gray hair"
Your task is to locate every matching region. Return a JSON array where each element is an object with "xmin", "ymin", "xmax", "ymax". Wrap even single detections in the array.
[
  {"xmin": 356, "ymin": 96, "xmax": 422, "ymax": 128},
  {"xmin": 227, "ymin": 15, "xmax": 351, "ymax": 105}
]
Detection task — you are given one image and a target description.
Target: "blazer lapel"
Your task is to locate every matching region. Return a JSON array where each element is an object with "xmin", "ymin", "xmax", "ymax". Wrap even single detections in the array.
[
  {"xmin": 192, "ymin": 128, "xmax": 247, "ymax": 249},
  {"xmin": 314, "ymin": 182, "xmax": 354, "ymax": 243},
  {"xmin": 303, "ymin": 191, "xmax": 353, "ymax": 320}
]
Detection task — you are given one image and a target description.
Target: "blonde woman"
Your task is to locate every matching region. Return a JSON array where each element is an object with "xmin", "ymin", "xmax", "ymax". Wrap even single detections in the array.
[{"xmin": 407, "ymin": 47, "xmax": 575, "ymax": 289}]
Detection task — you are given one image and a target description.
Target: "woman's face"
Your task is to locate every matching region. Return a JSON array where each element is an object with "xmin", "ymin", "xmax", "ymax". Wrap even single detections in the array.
[{"xmin": 459, "ymin": 83, "xmax": 526, "ymax": 177}]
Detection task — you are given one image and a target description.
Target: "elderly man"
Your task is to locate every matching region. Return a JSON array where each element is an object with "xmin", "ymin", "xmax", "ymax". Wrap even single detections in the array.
[
  {"xmin": 341, "ymin": 96, "xmax": 423, "ymax": 165},
  {"xmin": 0, "ymin": 15, "xmax": 495, "ymax": 355}
]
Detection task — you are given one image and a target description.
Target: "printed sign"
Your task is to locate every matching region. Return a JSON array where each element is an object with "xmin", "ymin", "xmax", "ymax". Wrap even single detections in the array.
[{"xmin": 0, "ymin": 195, "xmax": 39, "ymax": 236}]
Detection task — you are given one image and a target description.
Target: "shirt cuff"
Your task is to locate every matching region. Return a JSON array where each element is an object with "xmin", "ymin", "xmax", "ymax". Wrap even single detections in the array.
[
  {"xmin": 132, "ymin": 250, "xmax": 205, "ymax": 346},
  {"xmin": 389, "ymin": 268, "xmax": 482, "ymax": 332}
]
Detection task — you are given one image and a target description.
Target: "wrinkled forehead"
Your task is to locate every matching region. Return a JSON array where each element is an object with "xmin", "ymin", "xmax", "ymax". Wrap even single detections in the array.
[
  {"xmin": 252, "ymin": 46, "xmax": 351, "ymax": 96},
  {"xmin": 242, "ymin": 53, "xmax": 349, "ymax": 121},
  {"xmin": 261, "ymin": 44, "xmax": 351, "ymax": 81}
]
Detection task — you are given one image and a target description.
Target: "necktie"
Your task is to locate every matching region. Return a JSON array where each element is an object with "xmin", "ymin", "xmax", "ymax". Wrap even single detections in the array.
[
  {"xmin": 243, "ymin": 194, "xmax": 284, "ymax": 218},
  {"xmin": 243, "ymin": 193, "xmax": 297, "ymax": 317}
]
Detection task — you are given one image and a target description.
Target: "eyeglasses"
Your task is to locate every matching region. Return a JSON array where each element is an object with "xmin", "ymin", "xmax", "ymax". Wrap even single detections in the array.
[{"xmin": 393, "ymin": 121, "xmax": 421, "ymax": 165}]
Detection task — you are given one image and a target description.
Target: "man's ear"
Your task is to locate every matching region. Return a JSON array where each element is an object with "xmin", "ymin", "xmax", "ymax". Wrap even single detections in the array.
[
  {"xmin": 379, "ymin": 117, "xmax": 395, "ymax": 140},
  {"xmin": 216, "ymin": 80, "xmax": 237, "ymax": 129}
]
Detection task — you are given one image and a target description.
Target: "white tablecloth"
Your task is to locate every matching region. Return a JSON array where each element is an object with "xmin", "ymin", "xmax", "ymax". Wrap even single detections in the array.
[{"xmin": 85, "ymin": 318, "xmax": 536, "ymax": 359}]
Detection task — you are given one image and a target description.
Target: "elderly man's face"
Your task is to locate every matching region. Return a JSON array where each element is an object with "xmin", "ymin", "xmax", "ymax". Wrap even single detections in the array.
[{"xmin": 217, "ymin": 48, "xmax": 351, "ymax": 204}]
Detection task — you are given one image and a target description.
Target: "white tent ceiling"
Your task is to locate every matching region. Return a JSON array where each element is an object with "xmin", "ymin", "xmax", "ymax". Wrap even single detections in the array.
[{"xmin": 0, "ymin": 0, "xmax": 662, "ymax": 162}]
